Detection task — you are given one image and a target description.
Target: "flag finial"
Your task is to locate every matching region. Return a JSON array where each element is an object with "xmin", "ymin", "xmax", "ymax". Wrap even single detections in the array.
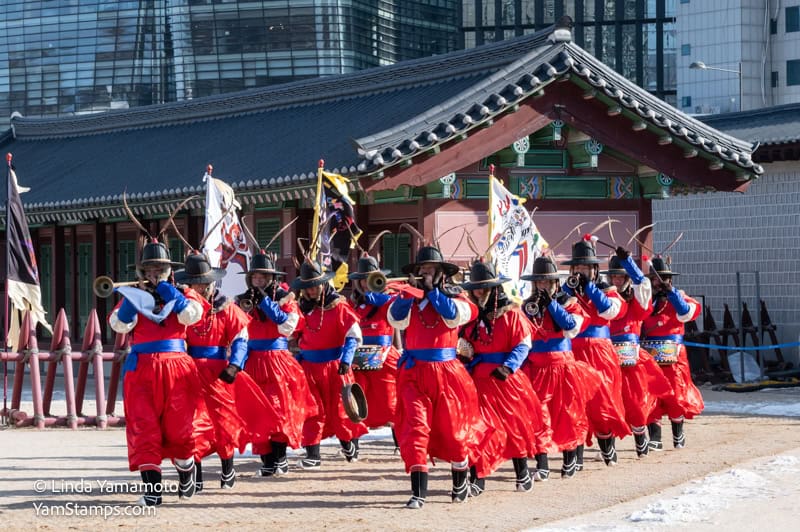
[
  {"xmin": 206, "ymin": 164, "xmax": 213, "ymax": 175},
  {"xmin": 489, "ymin": 163, "xmax": 495, "ymax": 176},
  {"xmin": 318, "ymin": 159, "xmax": 325, "ymax": 168},
  {"xmin": 6, "ymin": 152, "xmax": 12, "ymax": 165}
]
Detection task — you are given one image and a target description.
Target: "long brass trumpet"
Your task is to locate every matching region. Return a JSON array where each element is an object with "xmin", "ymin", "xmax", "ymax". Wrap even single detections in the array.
[
  {"xmin": 365, "ymin": 271, "xmax": 423, "ymax": 293},
  {"xmin": 93, "ymin": 275, "xmax": 142, "ymax": 298}
]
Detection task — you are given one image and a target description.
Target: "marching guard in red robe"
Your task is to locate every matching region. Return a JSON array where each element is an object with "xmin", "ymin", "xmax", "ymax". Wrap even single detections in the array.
[
  {"xmin": 460, "ymin": 260, "xmax": 548, "ymax": 495},
  {"xmin": 239, "ymin": 251, "xmax": 317, "ymax": 477},
  {"xmin": 562, "ymin": 237, "xmax": 631, "ymax": 468},
  {"xmin": 347, "ymin": 256, "xmax": 400, "ymax": 432},
  {"xmin": 177, "ymin": 252, "xmax": 277, "ymax": 490},
  {"xmin": 388, "ymin": 246, "xmax": 484, "ymax": 509},
  {"xmin": 642, "ymin": 257, "xmax": 704, "ymax": 449},
  {"xmin": 293, "ymin": 261, "xmax": 368, "ymax": 468},
  {"xmin": 602, "ymin": 248, "xmax": 672, "ymax": 457},
  {"xmin": 521, "ymin": 256, "xmax": 600, "ymax": 479},
  {"xmin": 109, "ymin": 240, "xmax": 206, "ymax": 506}
]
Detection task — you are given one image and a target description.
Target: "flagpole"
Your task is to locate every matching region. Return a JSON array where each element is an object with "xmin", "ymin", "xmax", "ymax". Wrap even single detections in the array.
[
  {"xmin": 310, "ymin": 159, "xmax": 324, "ymax": 261},
  {"xmin": 3, "ymin": 153, "xmax": 11, "ymax": 425},
  {"xmin": 487, "ymin": 164, "xmax": 496, "ymax": 262}
]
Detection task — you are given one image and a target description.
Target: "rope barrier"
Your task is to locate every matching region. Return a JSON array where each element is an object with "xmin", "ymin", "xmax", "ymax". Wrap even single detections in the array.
[{"xmin": 684, "ymin": 341, "xmax": 800, "ymax": 351}]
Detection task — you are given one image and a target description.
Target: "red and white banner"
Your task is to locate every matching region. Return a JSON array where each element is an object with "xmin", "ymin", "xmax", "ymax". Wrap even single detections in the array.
[
  {"xmin": 489, "ymin": 176, "xmax": 548, "ymax": 300},
  {"xmin": 201, "ymin": 172, "xmax": 251, "ymax": 297}
]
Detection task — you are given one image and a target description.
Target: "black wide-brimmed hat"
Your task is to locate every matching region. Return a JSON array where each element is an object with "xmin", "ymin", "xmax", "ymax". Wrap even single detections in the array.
[
  {"xmin": 290, "ymin": 261, "xmax": 335, "ymax": 290},
  {"xmin": 174, "ymin": 253, "xmax": 226, "ymax": 285},
  {"xmin": 561, "ymin": 238, "xmax": 601, "ymax": 266},
  {"xmin": 348, "ymin": 256, "xmax": 390, "ymax": 280},
  {"xmin": 521, "ymin": 256, "xmax": 561, "ymax": 281},
  {"xmin": 600, "ymin": 256, "xmax": 627, "ymax": 276},
  {"xmin": 241, "ymin": 252, "xmax": 286, "ymax": 276},
  {"xmin": 132, "ymin": 240, "xmax": 183, "ymax": 269},
  {"xmin": 401, "ymin": 246, "xmax": 460, "ymax": 276},
  {"xmin": 461, "ymin": 260, "xmax": 508, "ymax": 290},
  {"xmin": 649, "ymin": 256, "xmax": 679, "ymax": 276}
]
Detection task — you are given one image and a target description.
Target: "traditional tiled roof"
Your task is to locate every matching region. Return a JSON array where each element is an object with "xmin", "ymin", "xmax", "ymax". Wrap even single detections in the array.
[
  {"xmin": 700, "ymin": 103, "xmax": 800, "ymax": 147},
  {"xmin": 353, "ymin": 39, "xmax": 763, "ymax": 177},
  {"xmin": 0, "ymin": 21, "xmax": 761, "ymax": 225}
]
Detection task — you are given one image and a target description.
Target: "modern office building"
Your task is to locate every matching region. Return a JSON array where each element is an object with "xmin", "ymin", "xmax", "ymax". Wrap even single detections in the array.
[
  {"xmin": 460, "ymin": 0, "xmax": 678, "ymax": 104},
  {"xmin": 677, "ymin": 0, "xmax": 800, "ymax": 115},
  {"xmin": 0, "ymin": 1, "xmax": 460, "ymax": 128}
]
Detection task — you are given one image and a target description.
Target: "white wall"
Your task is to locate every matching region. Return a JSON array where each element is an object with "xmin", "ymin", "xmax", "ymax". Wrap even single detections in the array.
[{"xmin": 652, "ymin": 161, "xmax": 800, "ymax": 366}]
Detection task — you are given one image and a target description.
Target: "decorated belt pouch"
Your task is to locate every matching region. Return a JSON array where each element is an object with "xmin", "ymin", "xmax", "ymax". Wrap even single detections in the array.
[
  {"xmin": 613, "ymin": 342, "xmax": 639, "ymax": 367},
  {"xmin": 352, "ymin": 345, "xmax": 390, "ymax": 371},
  {"xmin": 642, "ymin": 340, "xmax": 679, "ymax": 365}
]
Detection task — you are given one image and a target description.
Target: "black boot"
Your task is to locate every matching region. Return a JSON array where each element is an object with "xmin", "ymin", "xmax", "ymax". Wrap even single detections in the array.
[
  {"xmin": 220, "ymin": 457, "xmax": 235, "ymax": 489},
  {"xmin": 648, "ymin": 422, "xmax": 664, "ymax": 451},
  {"xmin": 340, "ymin": 438, "xmax": 359, "ymax": 463},
  {"xmin": 597, "ymin": 437, "xmax": 618, "ymax": 466},
  {"xmin": 512, "ymin": 458, "xmax": 533, "ymax": 492},
  {"xmin": 260, "ymin": 450, "xmax": 277, "ymax": 477},
  {"xmin": 534, "ymin": 453, "xmax": 550, "ymax": 481},
  {"xmin": 451, "ymin": 467, "xmax": 470, "ymax": 503},
  {"xmin": 633, "ymin": 426, "xmax": 649, "ymax": 457},
  {"xmin": 175, "ymin": 458, "xmax": 196, "ymax": 500},
  {"xmin": 195, "ymin": 460, "xmax": 204, "ymax": 492},
  {"xmin": 671, "ymin": 419, "xmax": 686, "ymax": 449},
  {"xmin": 405, "ymin": 470, "xmax": 428, "ymax": 509},
  {"xmin": 576, "ymin": 444, "xmax": 585, "ymax": 471},
  {"xmin": 137, "ymin": 469, "xmax": 163, "ymax": 506},
  {"xmin": 299, "ymin": 444, "xmax": 321, "ymax": 469},
  {"xmin": 468, "ymin": 465, "xmax": 486, "ymax": 497},
  {"xmin": 561, "ymin": 449, "xmax": 578, "ymax": 478},
  {"xmin": 272, "ymin": 441, "xmax": 289, "ymax": 476}
]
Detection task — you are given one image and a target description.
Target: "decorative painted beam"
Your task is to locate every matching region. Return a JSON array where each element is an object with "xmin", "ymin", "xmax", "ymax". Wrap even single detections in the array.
[{"xmin": 366, "ymin": 100, "xmax": 553, "ymax": 192}]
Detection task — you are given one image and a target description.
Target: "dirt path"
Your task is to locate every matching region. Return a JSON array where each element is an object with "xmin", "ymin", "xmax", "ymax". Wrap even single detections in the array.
[{"xmin": 2, "ymin": 411, "xmax": 800, "ymax": 531}]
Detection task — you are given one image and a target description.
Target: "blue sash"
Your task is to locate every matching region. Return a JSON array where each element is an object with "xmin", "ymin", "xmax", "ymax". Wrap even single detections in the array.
[
  {"xmin": 531, "ymin": 338, "xmax": 570, "ymax": 353},
  {"xmin": 576, "ymin": 325, "xmax": 611, "ymax": 339},
  {"xmin": 468, "ymin": 352, "xmax": 506, "ymax": 370},
  {"xmin": 298, "ymin": 347, "xmax": 342, "ymax": 363},
  {"xmin": 248, "ymin": 338, "xmax": 289, "ymax": 351},
  {"xmin": 188, "ymin": 346, "xmax": 227, "ymax": 360},
  {"xmin": 125, "ymin": 339, "xmax": 186, "ymax": 374},
  {"xmin": 611, "ymin": 333, "xmax": 640, "ymax": 345},
  {"xmin": 362, "ymin": 335, "xmax": 393, "ymax": 346},
  {"xmin": 398, "ymin": 348, "xmax": 457, "ymax": 370}
]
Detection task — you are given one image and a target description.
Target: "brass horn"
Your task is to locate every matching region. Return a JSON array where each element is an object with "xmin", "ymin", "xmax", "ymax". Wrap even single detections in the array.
[
  {"xmin": 93, "ymin": 275, "xmax": 141, "ymax": 298},
  {"xmin": 239, "ymin": 298, "xmax": 254, "ymax": 313},
  {"xmin": 365, "ymin": 271, "xmax": 422, "ymax": 293}
]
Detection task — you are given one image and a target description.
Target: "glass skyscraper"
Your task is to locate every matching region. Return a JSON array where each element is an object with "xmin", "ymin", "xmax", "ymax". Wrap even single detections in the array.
[
  {"xmin": 0, "ymin": 1, "xmax": 459, "ymax": 128},
  {"xmin": 460, "ymin": 0, "xmax": 677, "ymax": 104}
]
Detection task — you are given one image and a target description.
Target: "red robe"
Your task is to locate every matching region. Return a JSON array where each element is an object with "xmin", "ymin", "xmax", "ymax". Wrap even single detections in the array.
[
  {"xmin": 111, "ymin": 287, "xmax": 210, "ymax": 472},
  {"xmin": 522, "ymin": 297, "xmax": 600, "ymax": 452},
  {"xmin": 348, "ymin": 297, "xmax": 400, "ymax": 429},
  {"xmin": 643, "ymin": 292, "xmax": 704, "ymax": 421},
  {"xmin": 610, "ymin": 285, "xmax": 673, "ymax": 429},
  {"xmin": 389, "ymin": 292, "xmax": 486, "ymax": 473},
  {"xmin": 571, "ymin": 287, "xmax": 632, "ymax": 440},
  {"xmin": 461, "ymin": 305, "xmax": 550, "ymax": 478},
  {"xmin": 295, "ymin": 297, "xmax": 369, "ymax": 446},
  {"xmin": 244, "ymin": 294, "xmax": 317, "ymax": 453},
  {"xmin": 186, "ymin": 298, "xmax": 278, "ymax": 460}
]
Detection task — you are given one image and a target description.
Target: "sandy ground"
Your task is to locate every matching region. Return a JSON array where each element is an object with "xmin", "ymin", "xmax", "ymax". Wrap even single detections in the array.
[{"xmin": 1, "ymin": 387, "xmax": 800, "ymax": 531}]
